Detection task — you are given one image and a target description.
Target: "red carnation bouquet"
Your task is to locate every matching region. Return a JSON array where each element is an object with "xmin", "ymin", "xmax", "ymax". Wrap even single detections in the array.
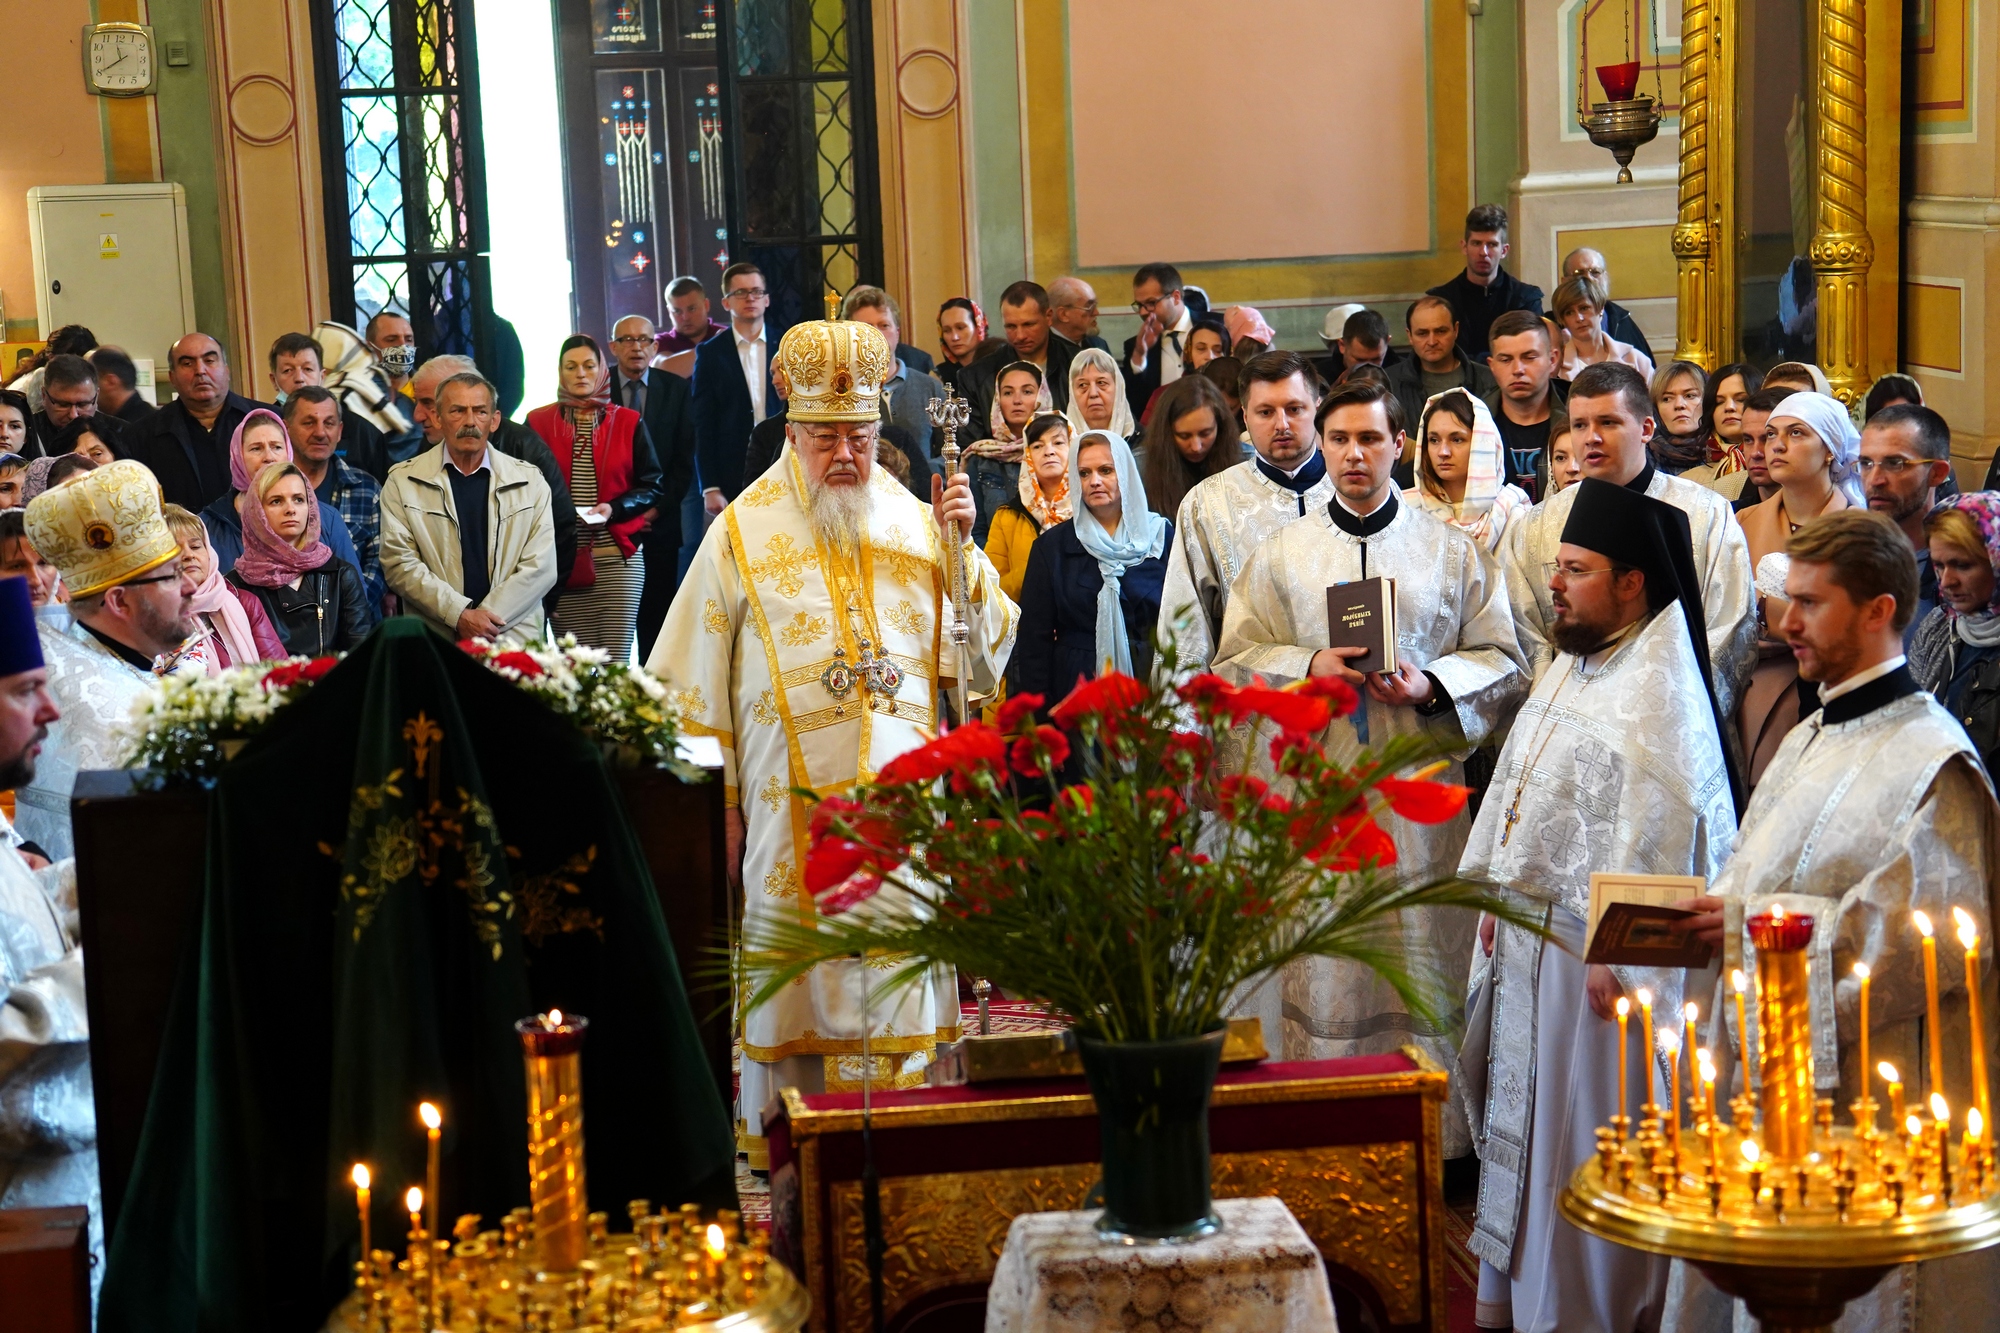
[{"xmin": 743, "ymin": 661, "xmax": 1534, "ymax": 1044}]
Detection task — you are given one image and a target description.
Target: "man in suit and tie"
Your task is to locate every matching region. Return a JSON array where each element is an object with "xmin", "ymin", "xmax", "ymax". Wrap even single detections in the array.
[
  {"xmin": 693, "ymin": 262, "xmax": 787, "ymax": 516},
  {"xmin": 1122, "ymin": 262, "xmax": 1210, "ymax": 414},
  {"xmin": 610, "ymin": 313, "xmax": 700, "ymax": 652}
]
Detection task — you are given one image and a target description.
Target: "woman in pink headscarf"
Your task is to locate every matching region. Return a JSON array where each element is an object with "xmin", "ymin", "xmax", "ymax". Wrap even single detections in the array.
[
  {"xmin": 159, "ymin": 503, "xmax": 284, "ymax": 673},
  {"xmin": 224, "ymin": 461, "xmax": 375, "ymax": 655},
  {"xmin": 1224, "ymin": 305, "xmax": 1276, "ymax": 358},
  {"xmin": 197, "ymin": 407, "xmax": 364, "ymax": 581}
]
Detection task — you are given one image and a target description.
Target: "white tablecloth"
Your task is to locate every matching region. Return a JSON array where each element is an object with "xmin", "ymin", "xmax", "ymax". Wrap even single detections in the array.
[{"xmin": 983, "ymin": 1195, "xmax": 1339, "ymax": 1333}]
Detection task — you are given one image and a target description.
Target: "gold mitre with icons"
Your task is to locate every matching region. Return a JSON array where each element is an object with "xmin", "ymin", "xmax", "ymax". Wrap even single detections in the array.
[
  {"xmin": 777, "ymin": 290, "xmax": 894, "ymax": 423},
  {"xmin": 23, "ymin": 457, "xmax": 180, "ymax": 599}
]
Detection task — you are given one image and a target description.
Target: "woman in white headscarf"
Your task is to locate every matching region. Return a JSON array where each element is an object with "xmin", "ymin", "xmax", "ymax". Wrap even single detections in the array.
[
  {"xmin": 1402, "ymin": 389, "xmax": 1530, "ymax": 551},
  {"xmin": 1736, "ymin": 390, "xmax": 1860, "ymax": 784},
  {"xmin": 1008, "ymin": 430, "xmax": 1173, "ymax": 771},
  {"xmin": 1064, "ymin": 347, "xmax": 1137, "ymax": 442}
]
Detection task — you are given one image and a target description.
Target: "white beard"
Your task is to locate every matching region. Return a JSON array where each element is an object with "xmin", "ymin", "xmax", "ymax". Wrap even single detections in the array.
[{"xmin": 802, "ymin": 470, "xmax": 873, "ymax": 553}]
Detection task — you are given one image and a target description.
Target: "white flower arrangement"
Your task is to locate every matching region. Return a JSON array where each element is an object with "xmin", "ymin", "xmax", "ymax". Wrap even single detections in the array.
[{"xmin": 121, "ymin": 655, "xmax": 337, "ymax": 782}]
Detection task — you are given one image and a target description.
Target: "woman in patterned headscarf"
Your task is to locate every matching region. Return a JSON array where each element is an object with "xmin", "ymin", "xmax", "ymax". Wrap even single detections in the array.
[
  {"xmin": 1911, "ymin": 492, "xmax": 2000, "ymax": 772},
  {"xmin": 983, "ymin": 412, "xmax": 1072, "ymax": 602},
  {"xmin": 1402, "ymin": 389, "xmax": 1528, "ymax": 551}
]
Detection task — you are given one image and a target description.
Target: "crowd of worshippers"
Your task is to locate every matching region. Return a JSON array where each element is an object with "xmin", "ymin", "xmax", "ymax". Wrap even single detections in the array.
[{"xmin": 8, "ymin": 201, "xmax": 2000, "ymax": 1329}]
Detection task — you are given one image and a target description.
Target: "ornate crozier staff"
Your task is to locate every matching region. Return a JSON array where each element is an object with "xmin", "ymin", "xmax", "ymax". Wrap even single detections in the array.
[{"xmin": 925, "ymin": 386, "xmax": 975, "ymax": 728}]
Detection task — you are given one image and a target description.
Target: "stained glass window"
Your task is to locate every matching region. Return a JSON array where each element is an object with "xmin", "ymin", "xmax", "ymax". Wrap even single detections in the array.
[{"xmin": 314, "ymin": 0, "xmax": 493, "ymax": 359}]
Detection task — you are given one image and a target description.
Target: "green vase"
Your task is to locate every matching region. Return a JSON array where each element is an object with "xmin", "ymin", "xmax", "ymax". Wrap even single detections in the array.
[{"xmin": 1074, "ymin": 1028, "xmax": 1227, "ymax": 1242}]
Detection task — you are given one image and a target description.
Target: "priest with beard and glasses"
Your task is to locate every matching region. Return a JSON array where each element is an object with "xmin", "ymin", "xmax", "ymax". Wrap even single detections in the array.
[
  {"xmin": 1662, "ymin": 510, "xmax": 2000, "ymax": 1333},
  {"xmin": 1458, "ymin": 478, "xmax": 1742, "ymax": 1333},
  {"xmin": 646, "ymin": 312, "xmax": 1018, "ymax": 1169},
  {"xmin": 1499, "ymin": 360, "xmax": 1756, "ymax": 719},
  {"xmin": 1160, "ymin": 350, "xmax": 1336, "ymax": 670},
  {"xmin": 1212, "ymin": 376, "xmax": 1527, "ymax": 1154}
]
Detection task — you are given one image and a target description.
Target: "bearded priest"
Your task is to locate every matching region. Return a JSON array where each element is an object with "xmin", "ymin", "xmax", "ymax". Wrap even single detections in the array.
[
  {"xmin": 1458, "ymin": 478, "xmax": 1741, "ymax": 1333},
  {"xmin": 647, "ymin": 312, "xmax": 1018, "ymax": 1168},
  {"xmin": 1212, "ymin": 376, "xmax": 1526, "ymax": 1149}
]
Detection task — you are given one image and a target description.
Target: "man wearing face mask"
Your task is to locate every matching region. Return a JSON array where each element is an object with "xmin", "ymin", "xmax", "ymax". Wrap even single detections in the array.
[
  {"xmin": 1160, "ymin": 351, "xmax": 1337, "ymax": 670},
  {"xmin": 367, "ymin": 310, "xmax": 419, "ymax": 397},
  {"xmin": 1213, "ymin": 377, "xmax": 1526, "ymax": 1149},
  {"xmin": 21, "ymin": 460, "xmax": 200, "ymax": 860}
]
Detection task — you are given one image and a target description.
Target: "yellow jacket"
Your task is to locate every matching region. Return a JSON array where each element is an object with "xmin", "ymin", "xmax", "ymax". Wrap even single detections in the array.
[{"xmin": 984, "ymin": 505, "xmax": 1044, "ymax": 603}]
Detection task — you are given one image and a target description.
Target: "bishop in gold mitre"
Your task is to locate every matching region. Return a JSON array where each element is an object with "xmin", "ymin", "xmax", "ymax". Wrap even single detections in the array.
[{"xmin": 646, "ymin": 305, "xmax": 1017, "ymax": 1166}]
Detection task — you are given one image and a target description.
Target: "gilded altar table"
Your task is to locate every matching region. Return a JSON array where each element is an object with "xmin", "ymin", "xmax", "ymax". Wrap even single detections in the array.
[{"xmin": 765, "ymin": 1051, "xmax": 1448, "ymax": 1333}]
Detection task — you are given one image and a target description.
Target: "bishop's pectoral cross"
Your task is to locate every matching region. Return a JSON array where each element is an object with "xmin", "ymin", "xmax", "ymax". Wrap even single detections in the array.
[{"xmin": 1500, "ymin": 802, "xmax": 1522, "ymax": 848}]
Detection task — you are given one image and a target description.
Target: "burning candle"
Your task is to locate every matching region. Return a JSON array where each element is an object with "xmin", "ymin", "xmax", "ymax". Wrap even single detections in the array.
[
  {"xmin": 705, "ymin": 1223, "xmax": 727, "ymax": 1263},
  {"xmin": 1970, "ymin": 1107, "xmax": 1986, "ymax": 1188},
  {"xmin": 1699, "ymin": 1051, "xmax": 1720, "ymax": 1168},
  {"xmin": 351, "ymin": 1164, "xmax": 372, "ymax": 1273},
  {"xmin": 1916, "ymin": 911, "xmax": 1947, "ymax": 1098},
  {"xmin": 1852, "ymin": 961, "xmax": 1871, "ymax": 1112},
  {"xmin": 1697, "ymin": 1047, "xmax": 1715, "ymax": 1119},
  {"xmin": 419, "ymin": 1102, "xmax": 442, "ymax": 1252},
  {"xmin": 517, "ymin": 1008, "xmax": 591, "ymax": 1273},
  {"xmin": 1732, "ymin": 968, "xmax": 1750, "ymax": 1065},
  {"xmin": 406, "ymin": 1185, "xmax": 424, "ymax": 1239},
  {"xmin": 1615, "ymin": 997, "xmax": 1632, "ymax": 1131},
  {"xmin": 1881, "ymin": 1061, "xmax": 1905, "ymax": 1126},
  {"xmin": 1742, "ymin": 1138, "xmax": 1764, "ymax": 1203},
  {"xmin": 1934, "ymin": 1093, "xmax": 1955, "ymax": 1196},
  {"xmin": 1955, "ymin": 908, "xmax": 1992, "ymax": 1132},
  {"xmin": 1660, "ymin": 1026, "xmax": 1683, "ymax": 1162},
  {"xmin": 1637, "ymin": 987, "xmax": 1657, "ymax": 1114}
]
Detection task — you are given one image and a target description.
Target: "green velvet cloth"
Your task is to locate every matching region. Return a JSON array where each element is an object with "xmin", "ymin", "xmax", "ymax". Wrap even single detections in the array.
[{"xmin": 99, "ymin": 620, "xmax": 736, "ymax": 1331}]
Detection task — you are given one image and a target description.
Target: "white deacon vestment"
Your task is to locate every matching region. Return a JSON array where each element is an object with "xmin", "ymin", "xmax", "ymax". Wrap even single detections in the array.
[
  {"xmin": 647, "ymin": 450, "xmax": 1018, "ymax": 1163},
  {"xmin": 18, "ymin": 618, "xmax": 156, "ymax": 861},
  {"xmin": 1662, "ymin": 678, "xmax": 2000, "ymax": 1333},
  {"xmin": 1160, "ymin": 456, "xmax": 1335, "ymax": 670},
  {"xmin": 1212, "ymin": 494, "xmax": 1527, "ymax": 1155},
  {"xmin": 1458, "ymin": 603, "xmax": 1737, "ymax": 1333}
]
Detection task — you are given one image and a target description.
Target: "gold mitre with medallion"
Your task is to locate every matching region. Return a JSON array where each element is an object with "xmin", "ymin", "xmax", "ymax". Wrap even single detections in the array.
[
  {"xmin": 776, "ymin": 296, "xmax": 894, "ymax": 423},
  {"xmin": 24, "ymin": 457, "xmax": 180, "ymax": 599}
]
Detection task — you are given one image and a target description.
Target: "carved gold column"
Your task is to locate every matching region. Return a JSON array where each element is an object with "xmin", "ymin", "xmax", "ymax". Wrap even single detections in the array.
[
  {"xmin": 1811, "ymin": 0, "xmax": 1873, "ymax": 405},
  {"xmin": 1673, "ymin": 0, "xmax": 1736, "ymax": 370}
]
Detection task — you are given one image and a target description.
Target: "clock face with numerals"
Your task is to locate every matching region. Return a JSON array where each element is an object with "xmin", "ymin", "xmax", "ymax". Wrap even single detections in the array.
[{"xmin": 85, "ymin": 25, "xmax": 155, "ymax": 97}]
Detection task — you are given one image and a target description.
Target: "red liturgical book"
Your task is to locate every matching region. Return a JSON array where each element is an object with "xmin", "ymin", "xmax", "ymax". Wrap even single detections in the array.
[{"xmin": 1327, "ymin": 576, "xmax": 1398, "ymax": 675}]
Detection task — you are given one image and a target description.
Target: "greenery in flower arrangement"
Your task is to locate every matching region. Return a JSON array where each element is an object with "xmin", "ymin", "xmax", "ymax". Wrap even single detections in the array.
[
  {"xmin": 122, "ymin": 636, "xmax": 702, "ymax": 784},
  {"xmin": 741, "ymin": 663, "xmax": 1539, "ymax": 1239}
]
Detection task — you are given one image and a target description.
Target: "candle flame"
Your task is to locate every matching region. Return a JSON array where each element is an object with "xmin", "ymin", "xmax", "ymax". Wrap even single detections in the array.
[
  {"xmin": 1697, "ymin": 1050, "xmax": 1715, "ymax": 1081},
  {"xmin": 1958, "ymin": 911, "xmax": 1980, "ymax": 951},
  {"xmin": 548, "ymin": 1008, "xmax": 563, "ymax": 1026},
  {"xmin": 419, "ymin": 1101, "xmax": 441, "ymax": 1131},
  {"xmin": 1772, "ymin": 903, "xmax": 1785, "ymax": 921},
  {"xmin": 1684, "ymin": 1000, "xmax": 1699, "ymax": 1021},
  {"xmin": 1878, "ymin": 1060, "xmax": 1900, "ymax": 1084},
  {"xmin": 1972, "ymin": 1108, "xmax": 1986, "ymax": 1140},
  {"xmin": 1659, "ymin": 1027, "xmax": 1681, "ymax": 1055},
  {"xmin": 351, "ymin": 1163, "xmax": 370, "ymax": 1191},
  {"xmin": 1731, "ymin": 968, "xmax": 1747, "ymax": 994},
  {"xmin": 1637, "ymin": 987, "xmax": 1653, "ymax": 1007},
  {"xmin": 1615, "ymin": 997, "xmax": 1630, "ymax": 1017},
  {"xmin": 1915, "ymin": 910, "xmax": 1935, "ymax": 939},
  {"xmin": 405, "ymin": 1186, "xmax": 423, "ymax": 1214},
  {"xmin": 1909, "ymin": 1114, "xmax": 1926, "ymax": 1138},
  {"xmin": 1741, "ymin": 1139, "xmax": 1760, "ymax": 1164},
  {"xmin": 1933, "ymin": 1092, "xmax": 1951, "ymax": 1122},
  {"xmin": 705, "ymin": 1223, "xmax": 727, "ymax": 1261},
  {"xmin": 1853, "ymin": 961, "xmax": 1870, "ymax": 980}
]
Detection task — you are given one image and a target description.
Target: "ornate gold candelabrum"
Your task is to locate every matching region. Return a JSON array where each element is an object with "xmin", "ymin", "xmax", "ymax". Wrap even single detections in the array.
[
  {"xmin": 335, "ymin": 1008, "xmax": 807, "ymax": 1331},
  {"xmin": 1562, "ymin": 909, "xmax": 2000, "ymax": 1332}
]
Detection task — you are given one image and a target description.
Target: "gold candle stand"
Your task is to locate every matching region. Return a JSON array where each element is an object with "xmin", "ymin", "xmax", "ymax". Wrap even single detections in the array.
[
  {"xmin": 517, "ymin": 1010, "xmax": 591, "ymax": 1276},
  {"xmin": 1563, "ymin": 911, "xmax": 2000, "ymax": 1332}
]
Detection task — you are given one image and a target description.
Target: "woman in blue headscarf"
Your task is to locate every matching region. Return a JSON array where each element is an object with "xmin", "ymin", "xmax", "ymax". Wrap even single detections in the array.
[{"xmin": 1007, "ymin": 429, "xmax": 1173, "ymax": 718}]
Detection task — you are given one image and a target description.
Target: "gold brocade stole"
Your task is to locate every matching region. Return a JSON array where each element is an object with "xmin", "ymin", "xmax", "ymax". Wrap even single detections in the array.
[{"xmin": 725, "ymin": 452, "xmax": 946, "ymax": 911}]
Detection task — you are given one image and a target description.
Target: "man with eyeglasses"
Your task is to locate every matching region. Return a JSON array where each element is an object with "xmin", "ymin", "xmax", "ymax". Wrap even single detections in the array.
[
  {"xmin": 1499, "ymin": 361, "xmax": 1755, "ymax": 718},
  {"xmin": 20, "ymin": 459, "xmax": 199, "ymax": 861},
  {"xmin": 693, "ymin": 262, "xmax": 789, "ymax": 516},
  {"xmin": 1460, "ymin": 477, "xmax": 1738, "ymax": 1333},
  {"xmin": 27, "ymin": 355, "xmax": 99, "ymax": 457},
  {"xmin": 1122, "ymin": 261, "xmax": 1210, "ymax": 412},
  {"xmin": 1861, "ymin": 403, "xmax": 1957, "ymax": 645},
  {"xmin": 610, "ymin": 313, "xmax": 698, "ymax": 649},
  {"xmin": 1047, "ymin": 275, "xmax": 1108, "ymax": 352},
  {"xmin": 650, "ymin": 311, "xmax": 1017, "ymax": 1167}
]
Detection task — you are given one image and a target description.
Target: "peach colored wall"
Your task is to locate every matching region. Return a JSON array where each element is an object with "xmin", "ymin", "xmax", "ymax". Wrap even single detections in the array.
[
  {"xmin": 1067, "ymin": 0, "xmax": 1430, "ymax": 267},
  {"xmin": 0, "ymin": 0, "xmax": 110, "ymax": 327}
]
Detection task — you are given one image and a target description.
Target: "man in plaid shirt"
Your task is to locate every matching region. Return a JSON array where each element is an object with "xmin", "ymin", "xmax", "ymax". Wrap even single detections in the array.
[{"xmin": 285, "ymin": 386, "xmax": 385, "ymax": 615}]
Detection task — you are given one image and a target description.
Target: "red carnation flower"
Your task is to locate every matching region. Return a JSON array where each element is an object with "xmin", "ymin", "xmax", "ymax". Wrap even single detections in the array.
[
  {"xmin": 301, "ymin": 656, "xmax": 340, "ymax": 682},
  {"xmin": 1216, "ymin": 774, "xmax": 1269, "ymax": 819},
  {"xmin": 1009, "ymin": 725, "xmax": 1071, "ymax": 777},
  {"xmin": 1057, "ymin": 784, "xmax": 1095, "ymax": 817},
  {"xmin": 456, "ymin": 638, "xmax": 489, "ymax": 656},
  {"xmin": 1162, "ymin": 730, "xmax": 1212, "ymax": 775},
  {"xmin": 261, "ymin": 662, "xmax": 305, "ymax": 690},
  {"xmin": 1376, "ymin": 776, "xmax": 1473, "ymax": 825},
  {"xmin": 1303, "ymin": 810, "xmax": 1398, "ymax": 871},
  {"xmin": 995, "ymin": 692, "xmax": 1046, "ymax": 734},
  {"xmin": 1226, "ymin": 680, "xmax": 1332, "ymax": 735},
  {"xmin": 1289, "ymin": 674, "xmax": 1360, "ymax": 717},
  {"xmin": 877, "ymin": 722, "xmax": 1007, "ymax": 785},
  {"xmin": 816, "ymin": 870, "xmax": 886, "ymax": 915},
  {"xmin": 492, "ymin": 650, "xmax": 545, "ymax": 679},
  {"xmin": 1144, "ymin": 786, "xmax": 1189, "ymax": 821},
  {"xmin": 1175, "ymin": 673, "xmax": 1234, "ymax": 711},
  {"xmin": 1050, "ymin": 672, "xmax": 1146, "ymax": 728}
]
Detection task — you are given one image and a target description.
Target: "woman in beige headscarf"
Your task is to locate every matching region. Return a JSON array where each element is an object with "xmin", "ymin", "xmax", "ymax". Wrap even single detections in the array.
[{"xmin": 1402, "ymin": 389, "xmax": 1529, "ymax": 551}]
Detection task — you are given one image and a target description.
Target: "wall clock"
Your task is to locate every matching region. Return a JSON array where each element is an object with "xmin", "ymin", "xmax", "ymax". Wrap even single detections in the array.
[{"xmin": 82, "ymin": 22, "xmax": 158, "ymax": 99}]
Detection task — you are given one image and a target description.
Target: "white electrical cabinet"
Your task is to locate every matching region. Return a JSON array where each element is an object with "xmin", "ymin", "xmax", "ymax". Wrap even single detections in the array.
[{"xmin": 26, "ymin": 182, "xmax": 197, "ymax": 367}]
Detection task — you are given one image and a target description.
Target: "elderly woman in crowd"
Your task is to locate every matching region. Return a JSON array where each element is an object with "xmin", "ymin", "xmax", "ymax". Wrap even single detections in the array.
[
  {"xmin": 984, "ymin": 412, "xmax": 1071, "ymax": 602},
  {"xmin": 225, "ymin": 462, "xmax": 374, "ymax": 656},
  {"xmin": 1911, "ymin": 494, "xmax": 2000, "ymax": 773},
  {"xmin": 159, "ymin": 503, "xmax": 284, "ymax": 673},
  {"xmin": 1008, "ymin": 430, "xmax": 1172, "ymax": 733},
  {"xmin": 1403, "ymin": 389, "xmax": 1529, "ymax": 552},
  {"xmin": 934, "ymin": 297, "xmax": 986, "ymax": 395},
  {"xmin": 1646, "ymin": 360, "xmax": 1709, "ymax": 475},
  {"xmin": 199, "ymin": 407, "xmax": 362, "ymax": 579},
  {"xmin": 1066, "ymin": 347, "xmax": 1137, "ymax": 444},
  {"xmin": 1737, "ymin": 390, "xmax": 1862, "ymax": 783},
  {"xmin": 527, "ymin": 334, "xmax": 663, "ymax": 659},
  {"xmin": 963, "ymin": 360, "xmax": 1050, "ymax": 544},
  {"xmin": 49, "ymin": 414, "xmax": 125, "ymax": 466},
  {"xmin": 1552, "ymin": 274, "xmax": 1654, "ymax": 381},
  {"xmin": 1137, "ymin": 375, "xmax": 1241, "ymax": 521}
]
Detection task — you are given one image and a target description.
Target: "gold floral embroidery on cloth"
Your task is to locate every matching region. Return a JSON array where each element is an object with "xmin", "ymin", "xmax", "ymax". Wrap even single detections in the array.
[
  {"xmin": 758, "ymin": 775, "xmax": 788, "ymax": 812},
  {"xmin": 738, "ymin": 475, "xmax": 788, "ymax": 508},
  {"xmin": 763, "ymin": 858, "xmax": 800, "ymax": 899},
  {"xmin": 780, "ymin": 612, "xmax": 829, "ymax": 647},
  {"xmin": 881, "ymin": 601, "xmax": 929, "ymax": 638},
  {"xmin": 874, "ymin": 526, "xmax": 930, "ymax": 587},
  {"xmin": 748, "ymin": 532, "xmax": 819, "ymax": 597},
  {"xmin": 751, "ymin": 690, "xmax": 780, "ymax": 727},
  {"xmin": 672, "ymin": 686, "xmax": 707, "ymax": 718},
  {"xmin": 511, "ymin": 846, "xmax": 604, "ymax": 946},
  {"xmin": 702, "ymin": 598, "xmax": 730, "ymax": 635}
]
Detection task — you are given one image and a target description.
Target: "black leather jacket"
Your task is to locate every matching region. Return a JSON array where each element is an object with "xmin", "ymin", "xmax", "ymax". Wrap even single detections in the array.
[{"xmin": 226, "ymin": 556, "xmax": 376, "ymax": 657}]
